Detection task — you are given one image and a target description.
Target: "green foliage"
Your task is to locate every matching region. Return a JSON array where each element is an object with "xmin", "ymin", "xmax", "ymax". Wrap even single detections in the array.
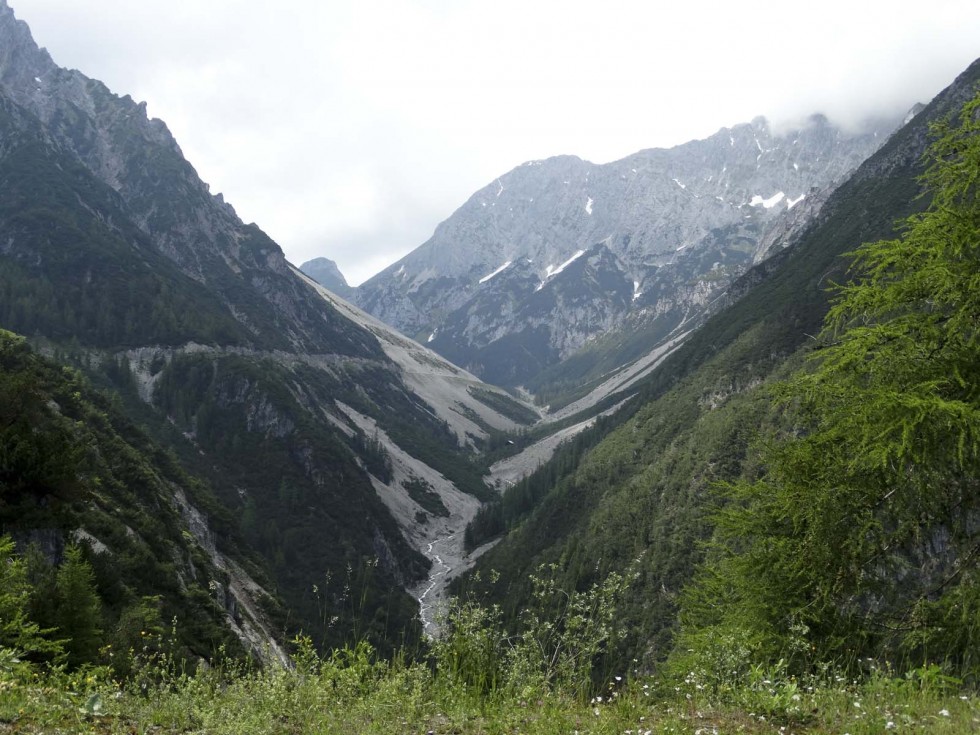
[
  {"xmin": 526, "ymin": 309, "xmax": 684, "ymax": 410},
  {"xmin": 432, "ymin": 597, "xmax": 508, "ymax": 694},
  {"xmin": 349, "ymin": 429, "xmax": 393, "ymax": 484},
  {"xmin": 464, "ymin": 413, "xmax": 609, "ymax": 550},
  {"xmin": 0, "ymin": 123, "xmax": 250, "ymax": 350},
  {"xmin": 0, "ymin": 536, "xmax": 61, "ymax": 660},
  {"xmin": 437, "ymin": 563, "xmax": 637, "ymax": 701},
  {"xmin": 403, "ymin": 476, "xmax": 450, "ymax": 518},
  {"xmin": 505, "ymin": 564, "xmax": 638, "ymax": 698},
  {"xmin": 0, "ymin": 345, "xmax": 86, "ymax": 513},
  {"xmin": 2, "ymin": 583, "xmax": 978, "ymax": 734},
  {"xmin": 108, "ymin": 595, "xmax": 167, "ymax": 680},
  {"xmin": 678, "ymin": 89, "xmax": 980, "ymax": 678},
  {"xmin": 53, "ymin": 546, "xmax": 104, "ymax": 668},
  {"xmin": 0, "ymin": 332, "xmax": 245, "ymax": 669},
  {"xmin": 466, "ymin": 387, "xmax": 540, "ymax": 426}
]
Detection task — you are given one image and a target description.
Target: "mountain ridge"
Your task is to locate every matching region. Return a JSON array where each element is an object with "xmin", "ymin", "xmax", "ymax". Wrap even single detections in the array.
[{"xmin": 353, "ymin": 108, "xmax": 903, "ymax": 388}]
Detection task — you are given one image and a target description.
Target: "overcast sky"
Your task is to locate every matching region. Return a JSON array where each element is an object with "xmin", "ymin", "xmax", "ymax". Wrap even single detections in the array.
[{"xmin": 12, "ymin": 1, "xmax": 980, "ymax": 285}]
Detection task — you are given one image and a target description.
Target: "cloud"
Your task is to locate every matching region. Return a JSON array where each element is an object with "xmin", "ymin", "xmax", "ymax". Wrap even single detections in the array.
[{"xmin": 13, "ymin": 0, "xmax": 980, "ymax": 285}]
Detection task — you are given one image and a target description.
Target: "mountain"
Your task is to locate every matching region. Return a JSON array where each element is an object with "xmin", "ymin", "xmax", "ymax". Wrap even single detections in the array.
[
  {"xmin": 0, "ymin": 0, "xmax": 538, "ymax": 656},
  {"xmin": 355, "ymin": 114, "xmax": 901, "ymax": 390},
  {"xmin": 300, "ymin": 256, "xmax": 355, "ymax": 300},
  {"xmin": 460, "ymin": 57, "xmax": 980, "ymax": 670}
]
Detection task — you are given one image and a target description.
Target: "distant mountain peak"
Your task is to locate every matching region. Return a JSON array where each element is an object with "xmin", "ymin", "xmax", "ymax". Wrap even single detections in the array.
[{"xmin": 300, "ymin": 256, "xmax": 354, "ymax": 300}]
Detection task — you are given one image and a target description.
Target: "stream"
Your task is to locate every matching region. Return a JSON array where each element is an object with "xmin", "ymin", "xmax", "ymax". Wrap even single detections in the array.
[
  {"xmin": 411, "ymin": 401, "xmax": 619, "ymax": 636},
  {"xmin": 415, "ymin": 534, "xmax": 456, "ymax": 634}
]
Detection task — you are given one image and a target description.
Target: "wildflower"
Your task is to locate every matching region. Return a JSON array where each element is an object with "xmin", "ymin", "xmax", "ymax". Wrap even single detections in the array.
[
  {"xmin": 939, "ymin": 709, "xmax": 950, "ymax": 717},
  {"xmin": 885, "ymin": 722, "xmax": 896, "ymax": 730}
]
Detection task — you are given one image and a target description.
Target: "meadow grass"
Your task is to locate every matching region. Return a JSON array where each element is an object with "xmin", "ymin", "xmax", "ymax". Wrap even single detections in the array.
[{"xmin": 1, "ymin": 641, "xmax": 977, "ymax": 734}]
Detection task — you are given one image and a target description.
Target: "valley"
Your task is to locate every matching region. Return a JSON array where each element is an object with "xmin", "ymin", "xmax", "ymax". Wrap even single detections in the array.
[{"xmin": 0, "ymin": 2, "xmax": 978, "ymax": 729}]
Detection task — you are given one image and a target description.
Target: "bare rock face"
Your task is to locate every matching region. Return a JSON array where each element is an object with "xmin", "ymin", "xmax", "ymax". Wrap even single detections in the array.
[{"xmin": 355, "ymin": 114, "xmax": 902, "ymax": 386}]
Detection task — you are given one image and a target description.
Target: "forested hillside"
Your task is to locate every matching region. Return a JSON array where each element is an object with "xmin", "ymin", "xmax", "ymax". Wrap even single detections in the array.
[{"xmin": 0, "ymin": 330, "xmax": 275, "ymax": 667}]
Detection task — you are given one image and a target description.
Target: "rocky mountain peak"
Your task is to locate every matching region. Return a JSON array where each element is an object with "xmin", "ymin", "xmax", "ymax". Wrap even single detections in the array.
[
  {"xmin": 300, "ymin": 256, "xmax": 354, "ymax": 300},
  {"xmin": 0, "ymin": 2, "xmax": 181, "ymax": 162}
]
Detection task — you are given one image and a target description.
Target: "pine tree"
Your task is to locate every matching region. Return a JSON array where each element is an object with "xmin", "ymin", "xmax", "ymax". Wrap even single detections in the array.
[
  {"xmin": 54, "ymin": 545, "xmax": 103, "ymax": 668},
  {"xmin": 0, "ymin": 536, "xmax": 61, "ymax": 659}
]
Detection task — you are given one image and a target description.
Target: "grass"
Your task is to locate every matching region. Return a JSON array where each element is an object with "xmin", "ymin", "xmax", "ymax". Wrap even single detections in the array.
[
  {"xmin": 1, "ymin": 645, "xmax": 977, "ymax": 734},
  {"xmin": 1, "ymin": 566, "xmax": 976, "ymax": 734}
]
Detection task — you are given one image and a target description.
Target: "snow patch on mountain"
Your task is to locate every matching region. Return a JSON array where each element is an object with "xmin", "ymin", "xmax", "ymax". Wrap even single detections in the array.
[
  {"xmin": 546, "ymin": 249, "xmax": 586, "ymax": 278},
  {"xmin": 750, "ymin": 191, "xmax": 786, "ymax": 208},
  {"xmin": 479, "ymin": 260, "xmax": 512, "ymax": 284}
]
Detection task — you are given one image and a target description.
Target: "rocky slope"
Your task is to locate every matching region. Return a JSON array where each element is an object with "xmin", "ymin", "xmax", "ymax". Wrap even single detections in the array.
[{"xmin": 355, "ymin": 113, "xmax": 902, "ymax": 389}]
